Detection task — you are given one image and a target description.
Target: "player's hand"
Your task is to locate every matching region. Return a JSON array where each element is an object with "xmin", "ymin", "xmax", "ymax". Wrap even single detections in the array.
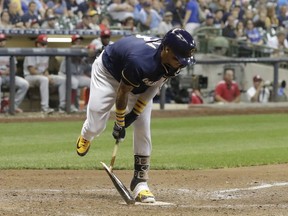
[
  {"xmin": 125, "ymin": 111, "xmax": 138, "ymax": 128},
  {"xmin": 112, "ymin": 122, "xmax": 126, "ymax": 142}
]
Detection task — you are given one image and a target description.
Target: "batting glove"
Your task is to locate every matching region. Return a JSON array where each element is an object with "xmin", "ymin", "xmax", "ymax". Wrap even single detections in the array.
[
  {"xmin": 112, "ymin": 122, "xmax": 126, "ymax": 142},
  {"xmin": 125, "ymin": 111, "xmax": 139, "ymax": 128}
]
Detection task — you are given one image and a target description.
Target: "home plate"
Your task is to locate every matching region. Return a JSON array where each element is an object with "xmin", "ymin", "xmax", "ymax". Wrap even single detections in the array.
[{"xmin": 121, "ymin": 201, "xmax": 175, "ymax": 206}]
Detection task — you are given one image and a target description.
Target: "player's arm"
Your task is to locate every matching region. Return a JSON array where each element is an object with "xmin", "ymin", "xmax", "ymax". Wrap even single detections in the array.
[
  {"xmin": 112, "ymin": 80, "xmax": 134, "ymax": 141},
  {"xmin": 115, "ymin": 80, "xmax": 134, "ymax": 127},
  {"xmin": 125, "ymin": 77, "xmax": 167, "ymax": 128}
]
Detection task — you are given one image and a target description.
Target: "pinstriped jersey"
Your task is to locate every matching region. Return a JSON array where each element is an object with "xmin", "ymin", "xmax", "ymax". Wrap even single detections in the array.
[{"xmin": 102, "ymin": 35, "xmax": 167, "ymax": 94}]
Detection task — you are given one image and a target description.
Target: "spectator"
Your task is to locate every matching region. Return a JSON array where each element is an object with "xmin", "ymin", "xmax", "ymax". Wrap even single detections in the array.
[
  {"xmin": 235, "ymin": 20, "xmax": 247, "ymax": 41},
  {"xmin": 198, "ymin": 0, "xmax": 210, "ymax": 23},
  {"xmin": 43, "ymin": 7, "xmax": 55, "ymax": 18},
  {"xmin": 107, "ymin": 0, "xmax": 134, "ymax": 23},
  {"xmin": 138, "ymin": 0, "xmax": 162, "ymax": 33},
  {"xmin": 245, "ymin": 19, "xmax": 264, "ymax": 45},
  {"xmin": 122, "ymin": 16, "xmax": 137, "ymax": 31},
  {"xmin": 183, "ymin": 0, "xmax": 200, "ymax": 35},
  {"xmin": 0, "ymin": 9, "xmax": 13, "ymax": 28},
  {"xmin": 246, "ymin": 75, "xmax": 270, "ymax": 103},
  {"xmin": 98, "ymin": 15, "xmax": 111, "ymax": 31},
  {"xmin": 0, "ymin": 34, "xmax": 29, "ymax": 113},
  {"xmin": 41, "ymin": 15, "xmax": 59, "ymax": 29},
  {"xmin": 90, "ymin": 29, "xmax": 113, "ymax": 55},
  {"xmin": 21, "ymin": 0, "xmax": 46, "ymax": 18},
  {"xmin": 202, "ymin": 13, "xmax": 214, "ymax": 27},
  {"xmin": 253, "ymin": 9, "xmax": 267, "ymax": 31},
  {"xmin": 75, "ymin": 14, "xmax": 92, "ymax": 29},
  {"xmin": 7, "ymin": 0, "xmax": 23, "ymax": 16},
  {"xmin": 157, "ymin": 11, "xmax": 173, "ymax": 37},
  {"xmin": 190, "ymin": 88, "xmax": 203, "ymax": 104},
  {"xmin": 265, "ymin": 3, "xmax": 279, "ymax": 29},
  {"xmin": 277, "ymin": 5, "xmax": 288, "ymax": 28},
  {"xmin": 126, "ymin": 0, "xmax": 141, "ymax": 21},
  {"xmin": 213, "ymin": 9, "xmax": 224, "ymax": 28},
  {"xmin": 8, "ymin": 0, "xmax": 24, "ymax": 28},
  {"xmin": 58, "ymin": 44, "xmax": 91, "ymax": 112},
  {"xmin": 21, "ymin": 1, "xmax": 39, "ymax": 28},
  {"xmin": 165, "ymin": 0, "xmax": 185, "ymax": 27},
  {"xmin": 88, "ymin": 9, "xmax": 100, "ymax": 30},
  {"xmin": 152, "ymin": 0, "xmax": 165, "ymax": 16},
  {"xmin": 46, "ymin": 0, "xmax": 68, "ymax": 17},
  {"xmin": 23, "ymin": 34, "xmax": 66, "ymax": 114},
  {"xmin": 222, "ymin": 14, "xmax": 236, "ymax": 38},
  {"xmin": 266, "ymin": 30, "xmax": 288, "ymax": 57},
  {"xmin": 214, "ymin": 68, "xmax": 241, "ymax": 103},
  {"xmin": 66, "ymin": 0, "xmax": 86, "ymax": 18}
]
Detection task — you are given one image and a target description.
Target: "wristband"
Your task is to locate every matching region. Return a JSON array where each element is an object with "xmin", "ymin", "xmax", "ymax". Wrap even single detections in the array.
[
  {"xmin": 132, "ymin": 99, "xmax": 147, "ymax": 115},
  {"xmin": 115, "ymin": 109, "xmax": 125, "ymax": 127}
]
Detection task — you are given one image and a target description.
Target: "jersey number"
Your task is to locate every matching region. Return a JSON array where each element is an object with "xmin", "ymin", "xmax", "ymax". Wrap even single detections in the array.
[{"xmin": 135, "ymin": 35, "xmax": 161, "ymax": 49}]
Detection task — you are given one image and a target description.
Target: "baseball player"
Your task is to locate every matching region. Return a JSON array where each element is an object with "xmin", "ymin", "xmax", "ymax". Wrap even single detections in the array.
[
  {"xmin": 0, "ymin": 34, "xmax": 29, "ymax": 113},
  {"xmin": 90, "ymin": 28, "xmax": 113, "ymax": 56},
  {"xmin": 76, "ymin": 28, "xmax": 196, "ymax": 203},
  {"xmin": 23, "ymin": 34, "xmax": 66, "ymax": 113}
]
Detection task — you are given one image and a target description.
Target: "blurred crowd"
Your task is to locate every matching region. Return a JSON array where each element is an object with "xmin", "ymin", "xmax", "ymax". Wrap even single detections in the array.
[{"xmin": 0, "ymin": 0, "xmax": 288, "ymax": 54}]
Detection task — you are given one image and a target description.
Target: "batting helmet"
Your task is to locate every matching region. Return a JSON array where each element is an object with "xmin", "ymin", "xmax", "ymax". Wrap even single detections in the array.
[{"xmin": 161, "ymin": 28, "xmax": 196, "ymax": 66}]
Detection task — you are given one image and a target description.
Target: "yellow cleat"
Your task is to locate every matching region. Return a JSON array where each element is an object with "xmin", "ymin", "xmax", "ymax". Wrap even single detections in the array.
[
  {"xmin": 135, "ymin": 190, "xmax": 156, "ymax": 203},
  {"xmin": 76, "ymin": 135, "xmax": 91, "ymax": 156}
]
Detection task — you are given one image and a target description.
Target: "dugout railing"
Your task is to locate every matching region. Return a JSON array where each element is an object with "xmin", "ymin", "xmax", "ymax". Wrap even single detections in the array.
[
  {"xmin": 1, "ymin": 49, "xmax": 288, "ymax": 114},
  {"xmin": 0, "ymin": 47, "xmax": 88, "ymax": 114}
]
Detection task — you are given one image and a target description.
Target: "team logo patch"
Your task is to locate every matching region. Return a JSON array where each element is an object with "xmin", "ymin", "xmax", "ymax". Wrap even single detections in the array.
[{"xmin": 142, "ymin": 78, "xmax": 157, "ymax": 86}]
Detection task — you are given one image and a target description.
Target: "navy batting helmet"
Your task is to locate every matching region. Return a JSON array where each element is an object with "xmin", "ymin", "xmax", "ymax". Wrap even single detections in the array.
[{"xmin": 162, "ymin": 28, "xmax": 196, "ymax": 66}]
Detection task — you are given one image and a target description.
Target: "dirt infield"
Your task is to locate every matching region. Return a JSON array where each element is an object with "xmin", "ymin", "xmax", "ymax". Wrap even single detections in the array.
[
  {"xmin": 1, "ymin": 103, "xmax": 288, "ymax": 215},
  {"xmin": 1, "ymin": 164, "xmax": 288, "ymax": 216}
]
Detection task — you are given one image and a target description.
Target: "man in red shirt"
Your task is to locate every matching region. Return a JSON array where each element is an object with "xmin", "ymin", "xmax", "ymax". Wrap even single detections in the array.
[{"xmin": 214, "ymin": 68, "xmax": 241, "ymax": 103}]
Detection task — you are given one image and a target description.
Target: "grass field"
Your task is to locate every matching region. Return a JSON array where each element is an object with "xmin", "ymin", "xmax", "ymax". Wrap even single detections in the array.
[{"xmin": 1, "ymin": 114, "xmax": 288, "ymax": 170}]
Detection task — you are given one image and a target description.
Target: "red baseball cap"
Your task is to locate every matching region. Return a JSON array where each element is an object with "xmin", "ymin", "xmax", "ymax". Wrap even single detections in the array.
[
  {"xmin": 253, "ymin": 75, "xmax": 262, "ymax": 82},
  {"xmin": 71, "ymin": 34, "xmax": 84, "ymax": 43},
  {"xmin": 0, "ymin": 33, "xmax": 7, "ymax": 42},
  {"xmin": 36, "ymin": 34, "xmax": 48, "ymax": 44},
  {"xmin": 100, "ymin": 29, "xmax": 111, "ymax": 38}
]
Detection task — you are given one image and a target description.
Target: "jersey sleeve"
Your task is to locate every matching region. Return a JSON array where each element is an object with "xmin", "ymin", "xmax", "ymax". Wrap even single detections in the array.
[{"xmin": 121, "ymin": 61, "xmax": 142, "ymax": 87}]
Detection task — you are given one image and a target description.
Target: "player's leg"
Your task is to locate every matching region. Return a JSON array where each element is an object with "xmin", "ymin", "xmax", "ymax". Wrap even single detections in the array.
[
  {"xmin": 128, "ymin": 98, "xmax": 155, "ymax": 203},
  {"xmin": 50, "ymin": 75, "xmax": 66, "ymax": 111},
  {"xmin": 77, "ymin": 55, "xmax": 118, "ymax": 156},
  {"xmin": 14, "ymin": 76, "xmax": 29, "ymax": 112},
  {"xmin": 25, "ymin": 75, "xmax": 52, "ymax": 113}
]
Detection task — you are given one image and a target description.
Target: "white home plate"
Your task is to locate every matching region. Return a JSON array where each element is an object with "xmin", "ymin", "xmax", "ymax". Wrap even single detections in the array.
[{"xmin": 120, "ymin": 201, "xmax": 175, "ymax": 206}]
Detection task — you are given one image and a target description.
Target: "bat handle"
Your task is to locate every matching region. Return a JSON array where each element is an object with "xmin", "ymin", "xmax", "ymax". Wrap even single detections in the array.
[{"xmin": 109, "ymin": 140, "xmax": 120, "ymax": 171}]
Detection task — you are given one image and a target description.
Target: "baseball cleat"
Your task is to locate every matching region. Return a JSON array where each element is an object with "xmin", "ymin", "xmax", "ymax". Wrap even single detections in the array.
[
  {"xmin": 76, "ymin": 135, "xmax": 91, "ymax": 156},
  {"xmin": 135, "ymin": 190, "xmax": 155, "ymax": 203},
  {"xmin": 133, "ymin": 182, "xmax": 155, "ymax": 203}
]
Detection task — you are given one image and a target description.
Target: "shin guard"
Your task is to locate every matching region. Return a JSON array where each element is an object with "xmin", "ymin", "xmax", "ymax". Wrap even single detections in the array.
[{"xmin": 130, "ymin": 155, "xmax": 150, "ymax": 191}]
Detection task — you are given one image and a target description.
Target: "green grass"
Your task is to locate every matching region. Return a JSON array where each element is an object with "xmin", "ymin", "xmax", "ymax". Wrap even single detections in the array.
[{"xmin": 1, "ymin": 114, "xmax": 288, "ymax": 170}]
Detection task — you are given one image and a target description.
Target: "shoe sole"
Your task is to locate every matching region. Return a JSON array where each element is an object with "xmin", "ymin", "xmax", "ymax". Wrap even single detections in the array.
[
  {"xmin": 136, "ymin": 197, "xmax": 156, "ymax": 203},
  {"xmin": 76, "ymin": 137, "xmax": 90, "ymax": 157}
]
